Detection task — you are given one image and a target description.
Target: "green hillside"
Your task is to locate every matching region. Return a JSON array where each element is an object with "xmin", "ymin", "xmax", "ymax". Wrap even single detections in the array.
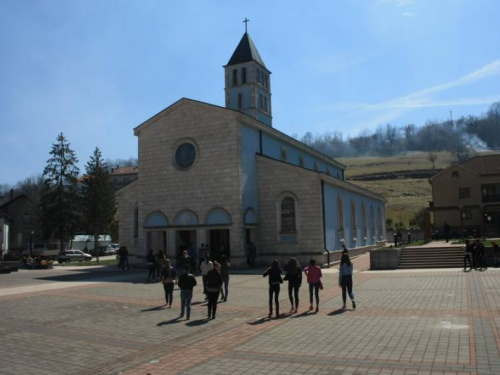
[{"xmin": 338, "ymin": 152, "xmax": 456, "ymax": 227}]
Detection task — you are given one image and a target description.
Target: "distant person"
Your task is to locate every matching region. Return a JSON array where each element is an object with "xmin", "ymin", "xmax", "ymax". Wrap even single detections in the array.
[
  {"xmin": 284, "ymin": 257, "xmax": 302, "ymax": 314},
  {"xmin": 339, "ymin": 253, "xmax": 356, "ymax": 310},
  {"xmin": 160, "ymin": 259, "xmax": 177, "ymax": 307},
  {"xmin": 178, "ymin": 265, "xmax": 197, "ymax": 320},
  {"xmin": 443, "ymin": 222, "xmax": 451, "ymax": 243},
  {"xmin": 186, "ymin": 243, "xmax": 196, "ymax": 273},
  {"xmin": 180, "ymin": 250, "xmax": 192, "ymax": 274},
  {"xmin": 205, "ymin": 261, "xmax": 223, "ymax": 319},
  {"xmin": 397, "ymin": 231, "xmax": 403, "ymax": 246},
  {"xmin": 492, "ymin": 241, "xmax": 500, "ymax": 267},
  {"xmin": 246, "ymin": 242, "xmax": 256, "ymax": 268},
  {"xmin": 342, "ymin": 244, "xmax": 348, "ymax": 254},
  {"xmin": 118, "ymin": 246, "xmax": 130, "ymax": 270},
  {"xmin": 156, "ymin": 250, "xmax": 166, "ymax": 279},
  {"xmin": 263, "ymin": 259, "xmax": 283, "ymax": 318},
  {"xmin": 147, "ymin": 249, "xmax": 156, "ymax": 282},
  {"xmin": 220, "ymin": 255, "xmax": 231, "ymax": 302},
  {"xmin": 477, "ymin": 239, "xmax": 487, "ymax": 271},
  {"xmin": 198, "ymin": 243, "xmax": 206, "ymax": 271},
  {"xmin": 464, "ymin": 239, "xmax": 473, "ymax": 271},
  {"xmin": 407, "ymin": 231, "xmax": 412, "ymax": 245},
  {"xmin": 200, "ymin": 256, "xmax": 213, "ymax": 301},
  {"xmin": 304, "ymin": 259, "xmax": 322, "ymax": 313}
]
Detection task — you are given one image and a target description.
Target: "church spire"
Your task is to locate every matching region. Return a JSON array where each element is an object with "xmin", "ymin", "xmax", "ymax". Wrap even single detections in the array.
[{"xmin": 224, "ymin": 29, "xmax": 272, "ymax": 127}]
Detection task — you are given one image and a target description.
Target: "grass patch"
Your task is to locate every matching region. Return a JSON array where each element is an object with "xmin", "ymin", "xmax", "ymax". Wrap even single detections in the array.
[{"xmin": 58, "ymin": 259, "xmax": 119, "ymax": 267}]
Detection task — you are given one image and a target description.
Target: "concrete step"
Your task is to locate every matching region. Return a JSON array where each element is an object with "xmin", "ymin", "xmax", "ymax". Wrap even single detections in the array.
[{"xmin": 398, "ymin": 246, "xmax": 465, "ymax": 269}]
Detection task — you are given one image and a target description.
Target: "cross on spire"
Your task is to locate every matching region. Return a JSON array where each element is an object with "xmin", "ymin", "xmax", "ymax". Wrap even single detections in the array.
[{"xmin": 243, "ymin": 18, "xmax": 250, "ymax": 33}]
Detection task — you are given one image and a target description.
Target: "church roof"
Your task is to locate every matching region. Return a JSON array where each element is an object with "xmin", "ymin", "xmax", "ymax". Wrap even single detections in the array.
[{"xmin": 226, "ymin": 33, "xmax": 266, "ymax": 68}]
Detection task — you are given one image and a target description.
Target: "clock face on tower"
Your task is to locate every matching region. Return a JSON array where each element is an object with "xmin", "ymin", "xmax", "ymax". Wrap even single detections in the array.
[{"xmin": 174, "ymin": 143, "xmax": 197, "ymax": 169}]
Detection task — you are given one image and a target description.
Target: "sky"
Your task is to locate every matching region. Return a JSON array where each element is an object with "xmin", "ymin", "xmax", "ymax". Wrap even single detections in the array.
[{"xmin": 1, "ymin": 0, "xmax": 500, "ymax": 185}]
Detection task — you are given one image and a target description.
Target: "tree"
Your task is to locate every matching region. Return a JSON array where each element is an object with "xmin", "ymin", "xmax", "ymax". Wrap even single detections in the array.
[
  {"xmin": 40, "ymin": 133, "xmax": 81, "ymax": 252},
  {"xmin": 82, "ymin": 147, "xmax": 117, "ymax": 263},
  {"xmin": 427, "ymin": 152, "xmax": 438, "ymax": 169},
  {"xmin": 16, "ymin": 174, "xmax": 44, "ymax": 202}
]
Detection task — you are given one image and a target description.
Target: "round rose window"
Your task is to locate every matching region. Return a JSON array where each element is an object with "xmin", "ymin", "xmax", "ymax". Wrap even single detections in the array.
[{"xmin": 175, "ymin": 143, "xmax": 196, "ymax": 169}]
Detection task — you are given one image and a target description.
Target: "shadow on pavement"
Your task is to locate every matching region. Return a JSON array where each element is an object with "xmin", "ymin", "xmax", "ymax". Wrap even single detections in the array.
[
  {"xmin": 157, "ymin": 317, "xmax": 183, "ymax": 326},
  {"xmin": 34, "ymin": 266, "xmax": 148, "ymax": 284},
  {"xmin": 247, "ymin": 317, "xmax": 271, "ymax": 325},
  {"xmin": 328, "ymin": 308, "xmax": 348, "ymax": 316},
  {"xmin": 291, "ymin": 311, "xmax": 315, "ymax": 318},
  {"xmin": 186, "ymin": 319, "xmax": 209, "ymax": 327},
  {"xmin": 141, "ymin": 305, "xmax": 166, "ymax": 312}
]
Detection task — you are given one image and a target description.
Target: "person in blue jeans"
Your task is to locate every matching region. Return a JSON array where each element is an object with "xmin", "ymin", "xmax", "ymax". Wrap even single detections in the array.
[
  {"xmin": 177, "ymin": 265, "xmax": 197, "ymax": 320},
  {"xmin": 220, "ymin": 255, "xmax": 231, "ymax": 302},
  {"xmin": 160, "ymin": 259, "xmax": 177, "ymax": 307}
]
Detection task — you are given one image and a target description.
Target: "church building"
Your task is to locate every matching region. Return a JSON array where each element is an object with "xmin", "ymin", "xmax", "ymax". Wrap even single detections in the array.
[{"xmin": 117, "ymin": 31, "xmax": 386, "ymax": 267}]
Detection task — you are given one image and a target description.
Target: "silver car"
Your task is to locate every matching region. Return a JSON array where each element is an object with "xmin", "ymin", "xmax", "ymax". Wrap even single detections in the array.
[{"xmin": 58, "ymin": 250, "xmax": 92, "ymax": 263}]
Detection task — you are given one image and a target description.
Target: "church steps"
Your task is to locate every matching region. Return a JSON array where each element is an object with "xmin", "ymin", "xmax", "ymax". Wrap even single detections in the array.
[{"xmin": 397, "ymin": 246, "xmax": 465, "ymax": 269}]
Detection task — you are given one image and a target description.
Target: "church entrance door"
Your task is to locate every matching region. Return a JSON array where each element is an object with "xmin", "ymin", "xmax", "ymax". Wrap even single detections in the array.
[
  {"xmin": 176, "ymin": 230, "xmax": 197, "ymax": 263},
  {"xmin": 208, "ymin": 229, "xmax": 230, "ymax": 262}
]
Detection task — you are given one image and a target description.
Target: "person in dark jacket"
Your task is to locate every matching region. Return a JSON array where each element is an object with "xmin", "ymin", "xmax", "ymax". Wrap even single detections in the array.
[
  {"xmin": 160, "ymin": 259, "xmax": 177, "ymax": 307},
  {"xmin": 118, "ymin": 246, "xmax": 130, "ymax": 270},
  {"xmin": 464, "ymin": 239, "xmax": 473, "ymax": 271},
  {"xmin": 284, "ymin": 258, "xmax": 302, "ymax": 314},
  {"xmin": 220, "ymin": 255, "xmax": 231, "ymax": 302},
  {"xmin": 177, "ymin": 265, "xmax": 197, "ymax": 320},
  {"xmin": 147, "ymin": 249, "xmax": 156, "ymax": 282},
  {"xmin": 443, "ymin": 222, "xmax": 451, "ymax": 243},
  {"xmin": 339, "ymin": 253, "xmax": 356, "ymax": 310},
  {"xmin": 476, "ymin": 239, "xmax": 487, "ymax": 270},
  {"xmin": 263, "ymin": 259, "xmax": 283, "ymax": 318},
  {"xmin": 205, "ymin": 261, "xmax": 223, "ymax": 319}
]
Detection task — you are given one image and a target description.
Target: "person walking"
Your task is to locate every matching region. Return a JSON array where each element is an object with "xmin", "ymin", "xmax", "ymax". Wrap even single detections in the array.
[
  {"xmin": 147, "ymin": 249, "xmax": 157, "ymax": 282},
  {"xmin": 263, "ymin": 259, "xmax": 283, "ymax": 318},
  {"xmin": 118, "ymin": 246, "xmax": 130, "ymax": 270},
  {"xmin": 443, "ymin": 222, "xmax": 451, "ymax": 243},
  {"xmin": 200, "ymin": 256, "xmax": 213, "ymax": 301},
  {"xmin": 284, "ymin": 258, "xmax": 302, "ymax": 313},
  {"xmin": 178, "ymin": 264, "xmax": 197, "ymax": 320},
  {"xmin": 464, "ymin": 239, "xmax": 473, "ymax": 271},
  {"xmin": 205, "ymin": 261, "xmax": 223, "ymax": 319},
  {"xmin": 220, "ymin": 255, "xmax": 231, "ymax": 302},
  {"xmin": 339, "ymin": 253, "xmax": 356, "ymax": 310},
  {"xmin": 156, "ymin": 250, "xmax": 166, "ymax": 280},
  {"xmin": 477, "ymin": 239, "xmax": 487, "ymax": 270},
  {"xmin": 160, "ymin": 259, "xmax": 177, "ymax": 307},
  {"xmin": 198, "ymin": 243, "xmax": 206, "ymax": 271},
  {"xmin": 304, "ymin": 259, "xmax": 322, "ymax": 313}
]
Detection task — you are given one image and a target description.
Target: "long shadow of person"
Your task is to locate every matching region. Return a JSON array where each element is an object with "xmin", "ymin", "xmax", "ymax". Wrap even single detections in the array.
[
  {"xmin": 141, "ymin": 305, "xmax": 166, "ymax": 312},
  {"xmin": 157, "ymin": 316, "xmax": 182, "ymax": 326},
  {"xmin": 291, "ymin": 311, "xmax": 315, "ymax": 319},
  {"xmin": 328, "ymin": 308, "xmax": 348, "ymax": 316},
  {"xmin": 247, "ymin": 317, "xmax": 272, "ymax": 325},
  {"xmin": 186, "ymin": 318, "xmax": 210, "ymax": 327}
]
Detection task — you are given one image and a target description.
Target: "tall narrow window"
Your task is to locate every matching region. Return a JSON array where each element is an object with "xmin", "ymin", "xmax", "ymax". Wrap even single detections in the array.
[
  {"xmin": 259, "ymin": 94, "xmax": 263, "ymax": 110},
  {"xmin": 257, "ymin": 68, "xmax": 261, "ymax": 83},
  {"xmin": 362, "ymin": 203, "xmax": 367, "ymax": 238},
  {"xmin": 378, "ymin": 207, "xmax": 383, "ymax": 238},
  {"xmin": 264, "ymin": 96, "xmax": 268, "ymax": 112},
  {"xmin": 238, "ymin": 93, "xmax": 243, "ymax": 109},
  {"xmin": 370, "ymin": 205, "xmax": 375, "ymax": 234},
  {"xmin": 133, "ymin": 207, "xmax": 139, "ymax": 238},
  {"xmin": 351, "ymin": 200, "xmax": 357, "ymax": 238},
  {"xmin": 281, "ymin": 197, "xmax": 296, "ymax": 233},
  {"xmin": 242, "ymin": 67, "xmax": 247, "ymax": 83},
  {"xmin": 337, "ymin": 197, "xmax": 344, "ymax": 231},
  {"xmin": 232, "ymin": 69, "xmax": 237, "ymax": 86},
  {"xmin": 264, "ymin": 74, "xmax": 269, "ymax": 88}
]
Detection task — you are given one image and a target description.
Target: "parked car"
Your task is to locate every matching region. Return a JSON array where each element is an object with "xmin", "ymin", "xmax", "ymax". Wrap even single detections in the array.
[
  {"xmin": 431, "ymin": 230, "xmax": 461, "ymax": 240},
  {"xmin": 104, "ymin": 244, "xmax": 120, "ymax": 255},
  {"xmin": 57, "ymin": 250, "xmax": 92, "ymax": 263}
]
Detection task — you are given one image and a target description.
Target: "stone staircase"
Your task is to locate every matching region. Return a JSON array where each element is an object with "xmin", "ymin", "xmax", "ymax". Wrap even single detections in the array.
[{"xmin": 398, "ymin": 245, "xmax": 464, "ymax": 269}]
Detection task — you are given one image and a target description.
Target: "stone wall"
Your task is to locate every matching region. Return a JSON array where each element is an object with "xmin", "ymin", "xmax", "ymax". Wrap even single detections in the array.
[{"xmin": 116, "ymin": 181, "xmax": 138, "ymax": 263}]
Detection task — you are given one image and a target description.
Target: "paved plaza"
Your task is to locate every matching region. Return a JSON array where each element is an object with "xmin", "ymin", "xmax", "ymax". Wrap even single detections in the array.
[{"xmin": 1, "ymin": 255, "xmax": 500, "ymax": 374}]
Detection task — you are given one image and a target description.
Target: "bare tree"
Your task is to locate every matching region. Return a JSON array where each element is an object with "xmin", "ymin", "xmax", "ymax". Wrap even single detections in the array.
[{"xmin": 427, "ymin": 152, "xmax": 438, "ymax": 169}]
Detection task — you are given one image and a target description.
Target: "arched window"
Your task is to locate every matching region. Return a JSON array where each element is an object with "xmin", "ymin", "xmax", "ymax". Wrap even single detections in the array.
[
  {"xmin": 370, "ymin": 205, "xmax": 375, "ymax": 234},
  {"xmin": 351, "ymin": 200, "xmax": 357, "ymax": 238},
  {"xmin": 238, "ymin": 93, "xmax": 243, "ymax": 109},
  {"xmin": 362, "ymin": 203, "xmax": 367, "ymax": 238},
  {"xmin": 326, "ymin": 168, "xmax": 330, "ymax": 176},
  {"xmin": 242, "ymin": 67, "xmax": 247, "ymax": 83},
  {"xmin": 314, "ymin": 161, "xmax": 319, "ymax": 171},
  {"xmin": 280, "ymin": 197, "xmax": 296, "ymax": 233},
  {"xmin": 337, "ymin": 196, "xmax": 344, "ymax": 231},
  {"xmin": 298, "ymin": 155, "xmax": 304, "ymax": 167},
  {"xmin": 232, "ymin": 69, "xmax": 237, "ymax": 86},
  {"xmin": 281, "ymin": 147, "xmax": 288, "ymax": 161},
  {"xmin": 133, "ymin": 207, "xmax": 139, "ymax": 238}
]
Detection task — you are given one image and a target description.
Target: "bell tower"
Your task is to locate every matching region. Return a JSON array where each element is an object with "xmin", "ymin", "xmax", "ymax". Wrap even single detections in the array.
[{"xmin": 224, "ymin": 25, "xmax": 272, "ymax": 127}]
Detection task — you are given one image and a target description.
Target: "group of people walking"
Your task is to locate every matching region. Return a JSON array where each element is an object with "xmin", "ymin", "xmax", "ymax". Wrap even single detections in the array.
[
  {"xmin": 263, "ymin": 252, "xmax": 356, "ymax": 318},
  {"xmin": 464, "ymin": 238, "xmax": 493, "ymax": 271},
  {"xmin": 148, "ymin": 246, "xmax": 356, "ymax": 321}
]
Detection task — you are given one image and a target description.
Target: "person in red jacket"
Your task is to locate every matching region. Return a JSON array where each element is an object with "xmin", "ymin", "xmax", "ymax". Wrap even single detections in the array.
[{"xmin": 304, "ymin": 258, "xmax": 322, "ymax": 313}]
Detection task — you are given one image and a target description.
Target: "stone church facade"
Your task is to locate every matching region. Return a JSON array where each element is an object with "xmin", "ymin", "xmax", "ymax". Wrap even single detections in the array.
[{"xmin": 117, "ymin": 32, "xmax": 386, "ymax": 267}]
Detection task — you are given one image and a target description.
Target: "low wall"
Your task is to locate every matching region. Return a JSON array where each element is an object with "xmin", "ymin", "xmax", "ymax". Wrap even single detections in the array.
[{"xmin": 370, "ymin": 248, "xmax": 401, "ymax": 270}]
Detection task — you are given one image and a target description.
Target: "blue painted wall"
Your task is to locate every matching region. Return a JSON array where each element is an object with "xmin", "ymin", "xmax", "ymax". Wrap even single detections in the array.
[
  {"xmin": 261, "ymin": 132, "xmax": 343, "ymax": 178},
  {"xmin": 324, "ymin": 183, "xmax": 385, "ymax": 250}
]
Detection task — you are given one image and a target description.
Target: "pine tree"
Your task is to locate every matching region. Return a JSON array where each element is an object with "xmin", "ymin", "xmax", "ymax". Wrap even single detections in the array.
[
  {"xmin": 82, "ymin": 147, "xmax": 116, "ymax": 263},
  {"xmin": 40, "ymin": 133, "xmax": 81, "ymax": 252}
]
